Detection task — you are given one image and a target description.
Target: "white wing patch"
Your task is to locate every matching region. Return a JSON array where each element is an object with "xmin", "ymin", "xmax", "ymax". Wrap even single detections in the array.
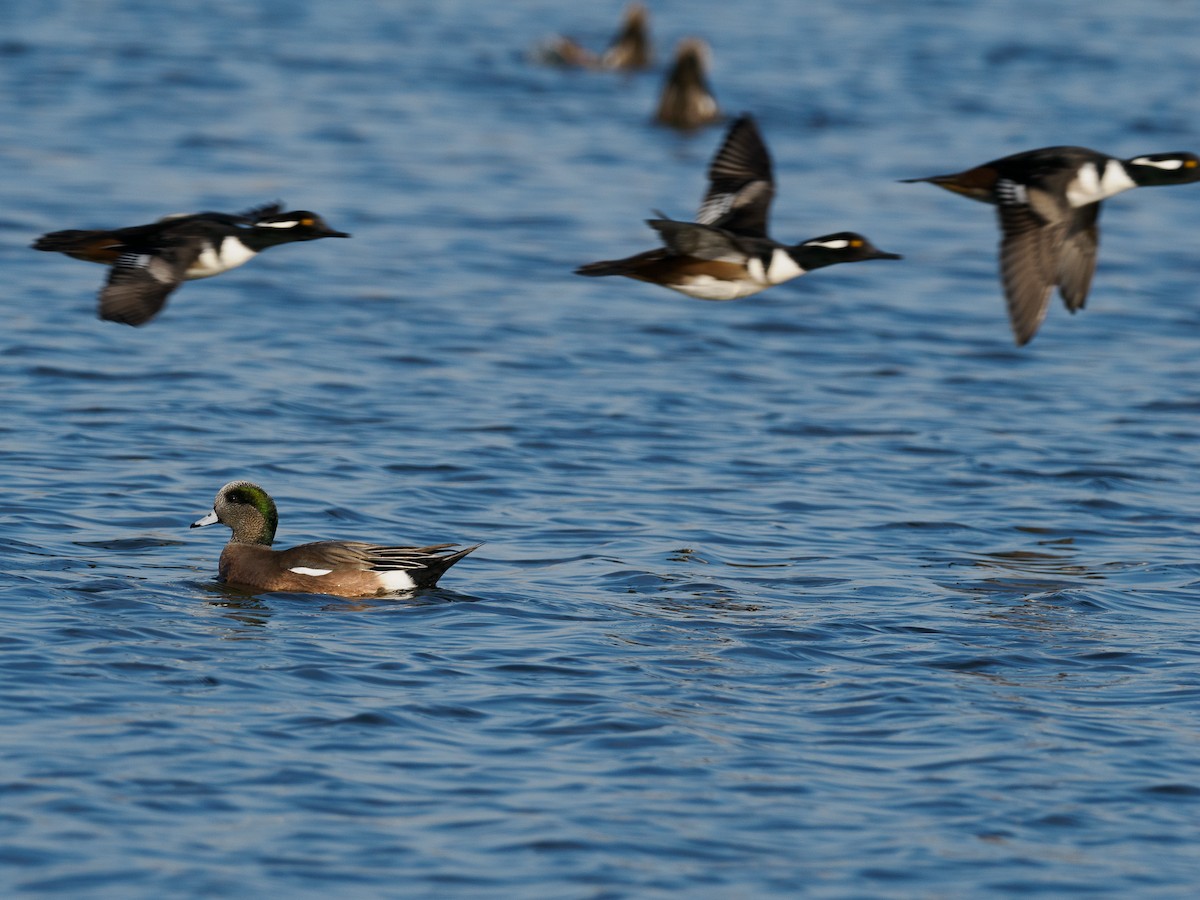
[
  {"xmin": 995, "ymin": 179, "xmax": 1029, "ymax": 206},
  {"xmin": 290, "ymin": 566, "xmax": 333, "ymax": 577},
  {"xmin": 117, "ymin": 253, "xmax": 176, "ymax": 284}
]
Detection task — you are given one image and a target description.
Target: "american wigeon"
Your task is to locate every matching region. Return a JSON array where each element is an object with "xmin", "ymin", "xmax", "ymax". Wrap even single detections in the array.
[
  {"xmin": 33, "ymin": 202, "xmax": 349, "ymax": 326},
  {"xmin": 191, "ymin": 481, "xmax": 478, "ymax": 598},
  {"xmin": 903, "ymin": 147, "xmax": 1200, "ymax": 344},
  {"xmin": 654, "ymin": 38, "xmax": 720, "ymax": 131},
  {"xmin": 576, "ymin": 114, "xmax": 901, "ymax": 299}
]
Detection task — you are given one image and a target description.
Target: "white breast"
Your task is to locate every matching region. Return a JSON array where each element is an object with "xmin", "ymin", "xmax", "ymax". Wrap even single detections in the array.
[
  {"xmin": 764, "ymin": 248, "xmax": 804, "ymax": 284},
  {"xmin": 744, "ymin": 250, "xmax": 805, "ymax": 286},
  {"xmin": 1065, "ymin": 160, "xmax": 1137, "ymax": 207},
  {"xmin": 184, "ymin": 236, "xmax": 259, "ymax": 280}
]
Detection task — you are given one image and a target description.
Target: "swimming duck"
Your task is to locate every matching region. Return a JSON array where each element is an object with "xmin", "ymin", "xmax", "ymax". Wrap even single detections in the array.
[
  {"xmin": 191, "ymin": 481, "xmax": 478, "ymax": 598},
  {"xmin": 654, "ymin": 38, "xmax": 720, "ymax": 131}
]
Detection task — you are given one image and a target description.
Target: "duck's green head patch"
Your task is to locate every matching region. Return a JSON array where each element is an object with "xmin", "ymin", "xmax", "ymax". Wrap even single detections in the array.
[{"xmin": 224, "ymin": 482, "xmax": 279, "ymax": 544}]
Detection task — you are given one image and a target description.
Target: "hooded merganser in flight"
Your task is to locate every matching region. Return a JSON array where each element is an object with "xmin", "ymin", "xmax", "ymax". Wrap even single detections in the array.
[
  {"xmin": 536, "ymin": 3, "xmax": 652, "ymax": 71},
  {"xmin": 903, "ymin": 146, "xmax": 1200, "ymax": 345},
  {"xmin": 576, "ymin": 114, "xmax": 901, "ymax": 299},
  {"xmin": 654, "ymin": 38, "xmax": 721, "ymax": 131},
  {"xmin": 191, "ymin": 480, "xmax": 479, "ymax": 598},
  {"xmin": 33, "ymin": 202, "xmax": 350, "ymax": 326}
]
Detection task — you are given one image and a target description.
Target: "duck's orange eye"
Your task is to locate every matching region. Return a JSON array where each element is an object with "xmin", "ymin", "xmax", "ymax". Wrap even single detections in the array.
[
  {"xmin": 300, "ymin": 217, "xmax": 315, "ymax": 226},
  {"xmin": 851, "ymin": 239, "xmax": 863, "ymax": 248},
  {"xmin": 1186, "ymin": 159, "xmax": 1198, "ymax": 169}
]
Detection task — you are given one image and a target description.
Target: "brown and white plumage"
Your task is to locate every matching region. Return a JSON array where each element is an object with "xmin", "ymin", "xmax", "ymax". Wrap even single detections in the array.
[
  {"xmin": 192, "ymin": 481, "xmax": 478, "ymax": 598},
  {"xmin": 576, "ymin": 115, "xmax": 900, "ymax": 299}
]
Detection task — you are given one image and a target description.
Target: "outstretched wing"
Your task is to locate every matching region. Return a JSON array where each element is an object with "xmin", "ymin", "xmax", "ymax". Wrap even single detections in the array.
[
  {"xmin": 1056, "ymin": 204, "xmax": 1100, "ymax": 313},
  {"xmin": 696, "ymin": 114, "xmax": 774, "ymax": 236},
  {"xmin": 98, "ymin": 244, "xmax": 201, "ymax": 326},
  {"xmin": 995, "ymin": 180, "xmax": 1070, "ymax": 346}
]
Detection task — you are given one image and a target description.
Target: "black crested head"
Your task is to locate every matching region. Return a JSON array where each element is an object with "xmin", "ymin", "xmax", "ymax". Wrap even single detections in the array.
[
  {"xmin": 1124, "ymin": 152, "xmax": 1200, "ymax": 186},
  {"xmin": 251, "ymin": 210, "xmax": 350, "ymax": 240},
  {"xmin": 789, "ymin": 232, "xmax": 902, "ymax": 270}
]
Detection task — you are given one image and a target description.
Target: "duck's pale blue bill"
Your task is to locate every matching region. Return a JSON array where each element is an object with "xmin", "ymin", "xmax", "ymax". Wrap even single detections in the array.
[{"xmin": 191, "ymin": 510, "xmax": 218, "ymax": 528}]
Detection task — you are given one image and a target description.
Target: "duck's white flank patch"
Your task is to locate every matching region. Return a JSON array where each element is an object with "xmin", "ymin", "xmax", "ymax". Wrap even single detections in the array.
[
  {"xmin": 377, "ymin": 570, "xmax": 417, "ymax": 591},
  {"xmin": 186, "ymin": 237, "xmax": 259, "ymax": 279},
  {"xmin": 1131, "ymin": 156, "xmax": 1184, "ymax": 170},
  {"xmin": 256, "ymin": 219, "xmax": 300, "ymax": 228},
  {"xmin": 290, "ymin": 566, "xmax": 333, "ymax": 577},
  {"xmin": 670, "ymin": 274, "xmax": 762, "ymax": 301},
  {"xmin": 1066, "ymin": 160, "xmax": 1136, "ymax": 207}
]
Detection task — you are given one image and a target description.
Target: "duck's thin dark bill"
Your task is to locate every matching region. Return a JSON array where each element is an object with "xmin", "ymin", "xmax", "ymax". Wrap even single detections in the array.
[{"xmin": 192, "ymin": 510, "xmax": 219, "ymax": 528}]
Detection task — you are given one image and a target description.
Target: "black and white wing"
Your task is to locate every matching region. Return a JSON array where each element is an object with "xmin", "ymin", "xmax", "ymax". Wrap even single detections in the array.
[
  {"xmin": 696, "ymin": 114, "xmax": 775, "ymax": 237},
  {"xmin": 98, "ymin": 244, "xmax": 200, "ymax": 326}
]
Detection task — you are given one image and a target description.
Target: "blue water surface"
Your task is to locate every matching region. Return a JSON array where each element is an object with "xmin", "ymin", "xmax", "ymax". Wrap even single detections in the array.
[{"xmin": 3, "ymin": 1, "xmax": 1200, "ymax": 896}]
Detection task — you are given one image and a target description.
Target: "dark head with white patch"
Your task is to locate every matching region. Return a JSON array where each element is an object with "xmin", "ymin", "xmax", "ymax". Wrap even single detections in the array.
[
  {"xmin": 1125, "ymin": 152, "xmax": 1200, "ymax": 187},
  {"xmin": 789, "ymin": 232, "xmax": 903, "ymax": 271},
  {"xmin": 251, "ymin": 210, "xmax": 351, "ymax": 240}
]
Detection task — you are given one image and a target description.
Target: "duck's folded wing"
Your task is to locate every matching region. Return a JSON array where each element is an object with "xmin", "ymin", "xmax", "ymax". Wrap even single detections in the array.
[
  {"xmin": 647, "ymin": 219, "xmax": 748, "ymax": 263},
  {"xmin": 279, "ymin": 540, "xmax": 376, "ymax": 574},
  {"xmin": 282, "ymin": 541, "xmax": 474, "ymax": 574}
]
